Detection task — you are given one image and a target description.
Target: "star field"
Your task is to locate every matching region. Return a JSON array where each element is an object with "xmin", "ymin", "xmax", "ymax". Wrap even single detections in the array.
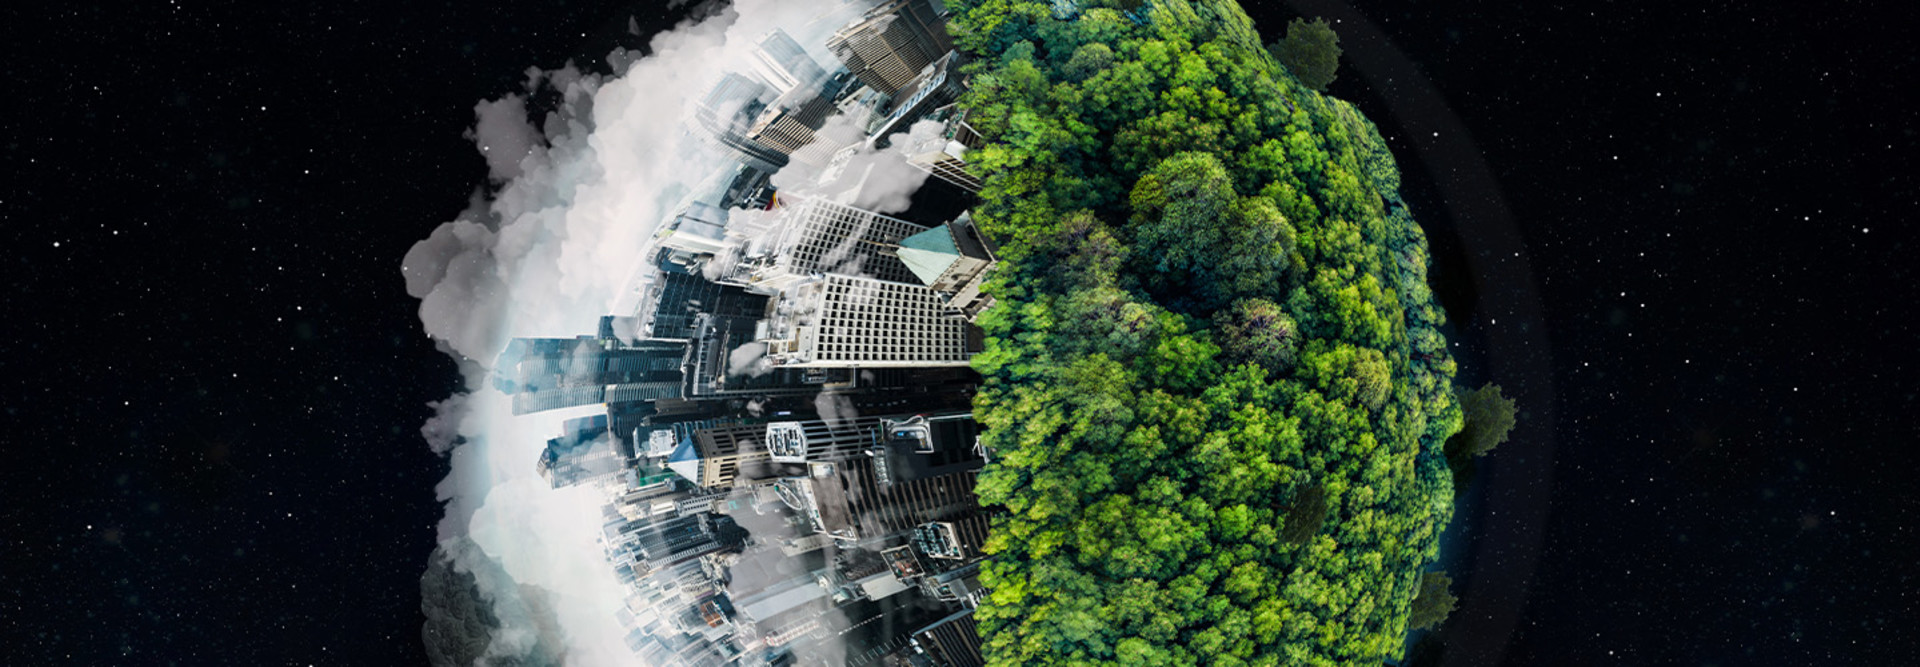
[
  {"xmin": 4, "ymin": 0, "xmax": 1914, "ymax": 664},
  {"xmin": 3, "ymin": 1, "xmax": 693, "ymax": 664}
]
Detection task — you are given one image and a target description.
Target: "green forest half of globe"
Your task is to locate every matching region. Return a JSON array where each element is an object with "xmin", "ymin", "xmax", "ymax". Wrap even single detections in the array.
[{"xmin": 949, "ymin": 1, "xmax": 1512, "ymax": 664}]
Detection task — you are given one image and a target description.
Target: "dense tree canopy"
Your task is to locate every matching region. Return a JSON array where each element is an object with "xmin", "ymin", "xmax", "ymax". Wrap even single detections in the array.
[{"xmin": 950, "ymin": 1, "xmax": 1463, "ymax": 663}]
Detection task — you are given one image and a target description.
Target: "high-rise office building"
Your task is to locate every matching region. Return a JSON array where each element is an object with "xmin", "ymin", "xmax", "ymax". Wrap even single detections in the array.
[
  {"xmin": 682, "ymin": 300, "xmax": 860, "ymax": 401},
  {"xmin": 749, "ymin": 29, "xmax": 828, "ymax": 94},
  {"xmin": 493, "ymin": 337, "xmax": 688, "ymax": 415},
  {"xmin": 652, "ymin": 202, "xmax": 733, "ymax": 277},
  {"xmin": 912, "ymin": 609, "xmax": 987, "ymax": 667},
  {"xmin": 784, "ymin": 456, "xmax": 980, "ymax": 545},
  {"xmin": 828, "ymin": 0, "xmax": 954, "ymax": 98},
  {"xmin": 901, "ymin": 105, "xmax": 986, "ymax": 194},
  {"xmin": 868, "ymin": 52, "xmax": 966, "ymax": 144},
  {"xmin": 734, "ymin": 196, "xmax": 930, "ymax": 294},
  {"xmin": 694, "ymin": 72, "xmax": 789, "ymax": 173},
  {"xmin": 537, "ymin": 415, "xmax": 630, "ymax": 493},
  {"xmin": 638, "ymin": 271, "xmax": 726, "ymax": 341},
  {"xmin": 763, "ymin": 411, "xmax": 975, "ymax": 464},
  {"xmin": 660, "ymin": 418, "xmax": 774, "ymax": 489},
  {"xmin": 896, "ymin": 212, "xmax": 999, "ymax": 320},
  {"xmin": 760, "ymin": 273, "xmax": 979, "ymax": 368},
  {"xmin": 694, "ymin": 43, "xmax": 837, "ymax": 176}
]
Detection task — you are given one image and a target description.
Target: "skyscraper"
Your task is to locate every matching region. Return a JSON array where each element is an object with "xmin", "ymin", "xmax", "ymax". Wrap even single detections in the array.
[
  {"xmin": 827, "ymin": 0, "xmax": 954, "ymax": 98},
  {"xmin": 895, "ymin": 212, "xmax": 999, "ymax": 320},
  {"xmin": 735, "ymin": 196, "xmax": 931, "ymax": 293},
  {"xmin": 777, "ymin": 455, "xmax": 979, "ymax": 545},
  {"xmin": 693, "ymin": 72, "xmax": 789, "ymax": 173},
  {"xmin": 536, "ymin": 415, "xmax": 629, "ymax": 493},
  {"xmin": 902, "ymin": 108, "xmax": 987, "ymax": 195},
  {"xmin": 763, "ymin": 411, "xmax": 975, "ymax": 464},
  {"xmin": 492, "ymin": 336, "xmax": 687, "ymax": 415},
  {"xmin": 660, "ymin": 418, "xmax": 774, "ymax": 489},
  {"xmin": 868, "ymin": 52, "xmax": 966, "ymax": 144},
  {"xmin": 694, "ymin": 34, "xmax": 838, "ymax": 175},
  {"xmin": 912, "ymin": 609, "xmax": 987, "ymax": 667},
  {"xmin": 760, "ymin": 273, "xmax": 979, "ymax": 368},
  {"xmin": 749, "ymin": 29, "xmax": 828, "ymax": 94}
]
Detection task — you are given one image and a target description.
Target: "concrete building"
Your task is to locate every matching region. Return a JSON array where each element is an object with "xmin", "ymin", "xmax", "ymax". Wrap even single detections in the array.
[
  {"xmin": 736, "ymin": 196, "xmax": 931, "ymax": 294},
  {"xmin": 911, "ymin": 609, "xmax": 987, "ymax": 667},
  {"xmin": 537, "ymin": 415, "xmax": 629, "ymax": 493},
  {"xmin": 777, "ymin": 456, "xmax": 980, "ymax": 545},
  {"xmin": 896, "ymin": 212, "xmax": 999, "ymax": 320},
  {"xmin": 749, "ymin": 29, "xmax": 828, "ymax": 95},
  {"xmin": 901, "ymin": 105, "xmax": 986, "ymax": 194},
  {"xmin": 693, "ymin": 70, "xmax": 835, "ymax": 174},
  {"xmin": 763, "ymin": 411, "xmax": 974, "ymax": 464},
  {"xmin": 660, "ymin": 418, "xmax": 774, "ymax": 489},
  {"xmin": 828, "ymin": 0, "xmax": 953, "ymax": 97},
  {"xmin": 868, "ymin": 52, "xmax": 967, "ymax": 145},
  {"xmin": 693, "ymin": 72, "xmax": 788, "ymax": 173},
  {"xmin": 652, "ymin": 202, "xmax": 734, "ymax": 278},
  {"xmin": 759, "ymin": 273, "xmax": 979, "ymax": 368}
]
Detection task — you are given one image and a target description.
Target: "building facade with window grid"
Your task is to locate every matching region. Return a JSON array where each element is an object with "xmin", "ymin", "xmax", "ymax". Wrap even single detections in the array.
[
  {"xmin": 827, "ymin": 0, "xmax": 953, "ymax": 98},
  {"xmin": 762, "ymin": 274, "xmax": 974, "ymax": 368},
  {"xmin": 664, "ymin": 418, "xmax": 772, "ymax": 489},
  {"xmin": 746, "ymin": 197, "xmax": 929, "ymax": 293},
  {"xmin": 781, "ymin": 456, "xmax": 979, "ymax": 545}
]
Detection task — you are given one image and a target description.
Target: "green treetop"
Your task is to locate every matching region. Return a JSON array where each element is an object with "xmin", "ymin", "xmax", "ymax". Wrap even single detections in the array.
[
  {"xmin": 946, "ymin": 1, "xmax": 1467, "ymax": 663},
  {"xmin": 1270, "ymin": 16, "xmax": 1343, "ymax": 91}
]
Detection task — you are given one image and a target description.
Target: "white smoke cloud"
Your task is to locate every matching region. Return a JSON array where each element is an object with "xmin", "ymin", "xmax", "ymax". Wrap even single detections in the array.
[
  {"xmin": 770, "ymin": 113, "xmax": 935, "ymax": 215},
  {"xmin": 404, "ymin": 2, "xmax": 887, "ymax": 665},
  {"xmin": 728, "ymin": 341, "xmax": 774, "ymax": 377},
  {"xmin": 814, "ymin": 391, "xmax": 860, "ymax": 430},
  {"xmin": 420, "ymin": 392, "xmax": 472, "ymax": 455},
  {"xmin": 469, "ymin": 94, "xmax": 542, "ymax": 181}
]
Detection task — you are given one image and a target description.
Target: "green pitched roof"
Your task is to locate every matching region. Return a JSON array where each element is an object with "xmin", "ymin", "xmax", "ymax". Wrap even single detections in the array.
[{"xmin": 896, "ymin": 224, "xmax": 960, "ymax": 287}]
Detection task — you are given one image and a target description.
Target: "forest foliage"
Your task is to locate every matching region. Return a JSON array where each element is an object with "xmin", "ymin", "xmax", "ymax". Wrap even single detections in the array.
[
  {"xmin": 1449, "ymin": 383, "xmax": 1517, "ymax": 460},
  {"xmin": 1269, "ymin": 17, "xmax": 1342, "ymax": 92},
  {"xmin": 948, "ymin": 0, "xmax": 1463, "ymax": 663},
  {"xmin": 1406, "ymin": 571, "xmax": 1457, "ymax": 632}
]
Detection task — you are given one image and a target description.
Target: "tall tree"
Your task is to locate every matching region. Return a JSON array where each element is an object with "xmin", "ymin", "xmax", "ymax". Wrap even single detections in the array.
[
  {"xmin": 1270, "ymin": 17, "xmax": 1342, "ymax": 91},
  {"xmin": 1451, "ymin": 383, "xmax": 1516, "ymax": 458},
  {"xmin": 1215, "ymin": 298, "xmax": 1300, "ymax": 371},
  {"xmin": 1408, "ymin": 571, "xmax": 1457, "ymax": 631}
]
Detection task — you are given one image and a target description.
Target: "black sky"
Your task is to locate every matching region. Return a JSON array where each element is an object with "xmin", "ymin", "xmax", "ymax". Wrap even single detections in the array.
[
  {"xmin": 5, "ymin": 0, "xmax": 1915, "ymax": 665},
  {"xmin": 4, "ymin": 1, "xmax": 693, "ymax": 664}
]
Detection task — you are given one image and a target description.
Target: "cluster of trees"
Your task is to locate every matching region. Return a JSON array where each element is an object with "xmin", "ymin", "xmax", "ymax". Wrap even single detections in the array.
[{"xmin": 948, "ymin": 1, "xmax": 1477, "ymax": 663}]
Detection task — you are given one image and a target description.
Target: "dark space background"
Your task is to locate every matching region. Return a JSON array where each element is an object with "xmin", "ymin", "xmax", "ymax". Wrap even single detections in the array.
[{"xmin": 3, "ymin": 0, "xmax": 1913, "ymax": 665}]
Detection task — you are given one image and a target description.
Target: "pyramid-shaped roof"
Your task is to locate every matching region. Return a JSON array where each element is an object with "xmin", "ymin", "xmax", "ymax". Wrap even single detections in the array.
[
  {"xmin": 896, "ymin": 224, "xmax": 960, "ymax": 286},
  {"xmin": 665, "ymin": 436, "xmax": 703, "ymax": 484}
]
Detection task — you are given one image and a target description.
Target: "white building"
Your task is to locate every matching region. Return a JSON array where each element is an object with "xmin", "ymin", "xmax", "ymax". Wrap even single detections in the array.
[
  {"xmin": 735, "ymin": 196, "xmax": 930, "ymax": 293},
  {"xmin": 759, "ymin": 273, "xmax": 975, "ymax": 368}
]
